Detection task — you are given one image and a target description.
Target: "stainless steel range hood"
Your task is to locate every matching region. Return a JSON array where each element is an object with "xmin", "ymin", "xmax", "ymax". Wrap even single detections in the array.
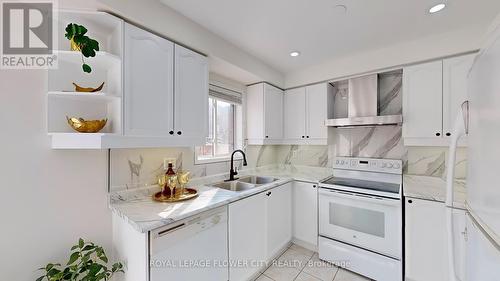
[{"xmin": 325, "ymin": 74, "xmax": 402, "ymax": 127}]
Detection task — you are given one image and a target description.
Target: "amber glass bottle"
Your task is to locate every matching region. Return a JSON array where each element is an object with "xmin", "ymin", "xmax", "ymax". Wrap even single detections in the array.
[{"xmin": 162, "ymin": 162, "xmax": 177, "ymax": 197}]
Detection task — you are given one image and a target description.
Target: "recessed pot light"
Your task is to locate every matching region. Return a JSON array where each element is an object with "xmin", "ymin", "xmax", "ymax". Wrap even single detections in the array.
[
  {"xmin": 290, "ymin": 51, "xmax": 300, "ymax": 57},
  {"xmin": 429, "ymin": 3, "xmax": 446, "ymax": 14}
]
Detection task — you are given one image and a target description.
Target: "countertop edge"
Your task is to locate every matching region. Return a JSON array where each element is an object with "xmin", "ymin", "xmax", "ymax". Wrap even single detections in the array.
[{"xmin": 109, "ymin": 177, "xmax": 298, "ymax": 233}]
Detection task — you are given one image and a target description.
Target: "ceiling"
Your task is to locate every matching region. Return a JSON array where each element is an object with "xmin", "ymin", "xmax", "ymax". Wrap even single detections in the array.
[{"xmin": 160, "ymin": 0, "xmax": 500, "ymax": 75}]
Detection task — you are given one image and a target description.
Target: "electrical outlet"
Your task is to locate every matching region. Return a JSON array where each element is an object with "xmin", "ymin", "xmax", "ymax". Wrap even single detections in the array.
[{"xmin": 163, "ymin": 158, "xmax": 177, "ymax": 170}]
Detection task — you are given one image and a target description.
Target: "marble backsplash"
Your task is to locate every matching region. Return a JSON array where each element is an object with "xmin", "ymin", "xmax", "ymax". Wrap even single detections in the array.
[
  {"xmin": 109, "ymin": 145, "xmax": 278, "ymax": 191},
  {"xmin": 109, "ymin": 142, "xmax": 466, "ymax": 192}
]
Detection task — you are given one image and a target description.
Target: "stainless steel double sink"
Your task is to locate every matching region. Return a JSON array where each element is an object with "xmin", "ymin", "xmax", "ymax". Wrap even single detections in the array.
[{"xmin": 211, "ymin": 176, "xmax": 278, "ymax": 192}]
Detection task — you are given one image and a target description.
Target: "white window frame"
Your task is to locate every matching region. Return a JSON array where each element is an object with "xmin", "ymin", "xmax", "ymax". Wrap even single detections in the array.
[{"xmin": 195, "ymin": 85, "xmax": 243, "ymax": 165}]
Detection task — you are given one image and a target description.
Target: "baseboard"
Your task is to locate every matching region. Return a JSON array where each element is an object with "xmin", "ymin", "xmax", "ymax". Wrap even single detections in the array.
[{"xmin": 292, "ymin": 238, "xmax": 318, "ymax": 253}]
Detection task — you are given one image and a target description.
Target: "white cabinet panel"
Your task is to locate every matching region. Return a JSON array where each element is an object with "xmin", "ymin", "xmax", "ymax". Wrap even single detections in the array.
[
  {"xmin": 403, "ymin": 61, "xmax": 443, "ymax": 139},
  {"xmin": 174, "ymin": 44, "xmax": 208, "ymax": 142},
  {"xmin": 283, "ymin": 83, "xmax": 331, "ymax": 144},
  {"xmin": 405, "ymin": 198, "xmax": 466, "ymax": 281},
  {"xmin": 264, "ymin": 84, "xmax": 284, "ymax": 140},
  {"xmin": 246, "ymin": 83, "xmax": 283, "ymax": 144},
  {"xmin": 267, "ymin": 183, "xmax": 292, "ymax": 260},
  {"xmin": 306, "ymin": 84, "xmax": 329, "ymax": 140},
  {"xmin": 284, "ymin": 87, "xmax": 306, "ymax": 140},
  {"xmin": 246, "ymin": 83, "xmax": 265, "ymax": 141},
  {"xmin": 292, "ymin": 181, "xmax": 318, "ymax": 248},
  {"xmin": 443, "ymin": 54, "xmax": 475, "ymax": 138},
  {"xmin": 229, "ymin": 192, "xmax": 267, "ymax": 281},
  {"xmin": 124, "ymin": 23, "xmax": 174, "ymax": 136}
]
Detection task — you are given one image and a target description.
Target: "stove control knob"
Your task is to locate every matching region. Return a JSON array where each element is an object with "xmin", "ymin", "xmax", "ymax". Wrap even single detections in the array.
[
  {"xmin": 336, "ymin": 160, "xmax": 339, "ymax": 165},
  {"xmin": 340, "ymin": 160, "xmax": 345, "ymax": 165},
  {"xmin": 394, "ymin": 163, "xmax": 401, "ymax": 169},
  {"xmin": 387, "ymin": 163, "xmax": 393, "ymax": 168}
]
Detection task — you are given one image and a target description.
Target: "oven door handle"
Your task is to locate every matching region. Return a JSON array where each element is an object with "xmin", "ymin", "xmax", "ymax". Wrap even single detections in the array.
[{"xmin": 319, "ymin": 188, "xmax": 400, "ymax": 207}]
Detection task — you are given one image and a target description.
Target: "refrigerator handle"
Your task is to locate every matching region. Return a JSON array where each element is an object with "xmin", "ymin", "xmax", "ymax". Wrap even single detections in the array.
[{"xmin": 445, "ymin": 101, "xmax": 469, "ymax": 281}]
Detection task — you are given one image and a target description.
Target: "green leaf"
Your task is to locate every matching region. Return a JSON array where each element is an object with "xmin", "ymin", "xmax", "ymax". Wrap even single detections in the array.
[
  {"xmin": 67, "ymin": 252, "xmax": 79, "ymax": 265},
  {"xmin": 70, "ymin": 245, "xmax": 79, "ymax": 251},
  {"xmin": 98, "ymin": 255, "xmax": 108, "ymax": 263},
  {"xmin": 82, "ymin": 64, "xmax": 92, "ymax": 73},
  {"xmin": 78, "ymin": 238, "xmax": 84, "ymax": 248},
  {"xmin": 36, "ymin": 276, "xmax": 45, "ymax": 281},
  {"xmin": 88, "ymin": 263, "xmax": 102, "ymax": 276},
  {"xmin": 82, "ymin": 245, "xmax": 95, "ymax": 251}
]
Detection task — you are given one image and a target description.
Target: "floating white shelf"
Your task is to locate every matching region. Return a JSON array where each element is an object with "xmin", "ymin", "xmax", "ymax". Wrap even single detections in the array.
[
  {"xmin": 55, "ymin": 50, "xmax": 121, "ymax": 69},
  {"xmin": 49, "ymin": 133, "xmax": 205, "ymax": 149},
  {"xmin": 49, "ymin": 133, "xmax": 115, "ymax": 149},
  {"xmin": 48, "ymin": 91, "xmax": 120, "ymax": 102}
]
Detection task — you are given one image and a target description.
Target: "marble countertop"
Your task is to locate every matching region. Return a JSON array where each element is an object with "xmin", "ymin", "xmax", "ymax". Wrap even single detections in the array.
[
  {"xmin": 109, "ymin": 165, "xmax": 333, "ymax": 233},
  {"xmin": 403, "ymin": 175, "xmax": 467, "ymax": 209}
]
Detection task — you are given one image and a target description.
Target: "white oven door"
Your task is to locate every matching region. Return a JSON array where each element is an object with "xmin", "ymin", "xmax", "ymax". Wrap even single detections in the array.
[{"xmin": 319, "ymin": 187, "xmax": 402, "ymax": 259}]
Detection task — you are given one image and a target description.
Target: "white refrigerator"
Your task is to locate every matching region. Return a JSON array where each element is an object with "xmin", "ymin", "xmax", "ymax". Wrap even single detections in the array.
[{"xmin": 447, "ymin": 19, "xmax": 500, "ymax": 281}]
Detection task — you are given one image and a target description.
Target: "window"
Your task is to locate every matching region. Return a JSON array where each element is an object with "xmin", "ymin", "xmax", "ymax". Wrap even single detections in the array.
[{"xmin": 195, "ymin": 85, "xmax": 243, "ymax": 164}]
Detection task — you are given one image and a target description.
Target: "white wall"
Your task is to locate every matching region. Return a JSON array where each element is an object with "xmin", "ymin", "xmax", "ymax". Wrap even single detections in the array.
[
  {"xmin": 0, "ymin": 70, "xmax": 111, "ymax": 280},
  {"xmin": 285, "ymin": 25, "xmax": 484, "ymax": 88}
]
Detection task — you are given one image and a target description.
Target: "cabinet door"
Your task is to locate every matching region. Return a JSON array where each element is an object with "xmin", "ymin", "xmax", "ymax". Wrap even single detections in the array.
[
  {"xmin": 124, "ymin": 23, "xmax": 174, "ymax": 136},
  {"xmin": 264, "ymin": 84, "xmax": 284, "ymax": 140},
  {"xmin": 246, "ymin": 83, "xmax": 265, "ymax": 141},
  {"xmin": 229, "ymin": 193, "xmax": 267, "ymax": 281},
  {"xmin": 266, "ymin": 183, "xmax": 292, "ymax": 260},
  {"xmin": 443, "ymin": 54, "xmax": 475, "ymax": 139},
  {"xmin": 403, "ymin": 61, "xmax": 443, "ymax": 138},
  {"xmin": 292, "ymin": 181, "xmax": 318, "ymax": 248},
  {"xmin": 405, "ymin": 198, "xmax": 467, "ymax": 281},
  {"xmin": 174, "ymin": 45, "xmax": 208, "ymax": 142},
  {"xmin": 405, "ymin": 198, "xmax": 447, "ymax": 281},
  {"xmin": 306, "ymin": 84, "xmax": 329, "ymax": 139},
  {"xmin": 284, "ymin": 87, "xmax": 306, "ymax": 140}
]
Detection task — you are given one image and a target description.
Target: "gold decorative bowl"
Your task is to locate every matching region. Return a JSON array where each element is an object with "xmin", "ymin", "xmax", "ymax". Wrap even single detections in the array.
[{"xmin": 66, "ymin": 116, "xmax": 107, "ymax": 133}]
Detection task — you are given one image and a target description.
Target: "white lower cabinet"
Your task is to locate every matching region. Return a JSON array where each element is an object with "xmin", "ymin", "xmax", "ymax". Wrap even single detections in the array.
[
  {"xmin": 267, "ymin": 183, "xmax": 292, "ymax": 259},
  {"xmin": 404, "ymin": 198, "xmax": 466, "ymax": 281},
  {"xmin": 229, "ymin": 191, "xmax": 267, "ymax": 281},
  {"xmin": 292, "ymin": 181, "xmax": 318, "ymax": 249},
  {"xmin": 229, "ymin": 183, "xmax": 292, "ymax": 281},
  {"xmin": 112, "ymin": 182, "xmax": 304, "ymax": 281}
]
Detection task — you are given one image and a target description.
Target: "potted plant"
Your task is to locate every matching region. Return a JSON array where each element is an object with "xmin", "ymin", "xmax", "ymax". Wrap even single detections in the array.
[
  {"xmin": 36, "ymin": 238, "xmax": 124, "ymax": 281},
  {"xmin": 65, "ymin": 23, "xmax": 100, "ymax": 73}
]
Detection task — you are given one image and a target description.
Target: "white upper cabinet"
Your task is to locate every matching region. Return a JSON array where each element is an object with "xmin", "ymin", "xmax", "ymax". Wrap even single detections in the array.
[
  {"xmin": 122, "ymin": 23, "xmax": 208, "ymax": 147},
  {"xmin": 174, "ymin": 44, "xmax": 209, "ymax": 142},
  {"xmin": 246, "ymin": 83, "xmax": 284, "ymax": 144},
  {"xmin": 403, "ymin": 60, "xmax": 443, "ymax": 140},
  {"xmin": 265, "ymin": 84, "xmax": 284, "ymax": 140},
  {"xmin": 443, "ymin": 54, "xmax": 475, "ymax": 139},
  {"xmin": 283, "ymin": 83, "xmax": 332, "ymax": 144},
  {"xmin": 403, "ymin": 53, "xmax": 475, "ymax": 146},
  {"xmin": 306, "ymin": 83, "xmax": 330, "ymax": 140},
  {"xmin": 284, "ymin": 87, "xmax": 307, "ymax": 140},
  {"xmin": 124, "ymin": 23, "xmax": 174, "ymax": 137}
]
